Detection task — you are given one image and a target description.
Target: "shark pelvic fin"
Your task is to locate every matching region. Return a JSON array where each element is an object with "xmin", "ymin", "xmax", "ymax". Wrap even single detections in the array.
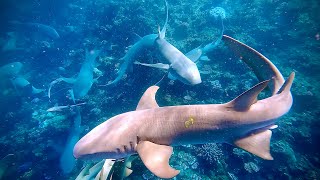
[
  {"xmin": 136, "ymin": 86, "xmax": 160, "ymax": 110},
  {"xmin": 234, "ymin": 130, "xmax": 273, "ymax": 160},
  {"xmin": 227, "ymin": 79, "xmax": 269, "ymax": 111},
  {"xmin": 136, "ymin": 141, "xmax": 179, "ymax": 179},
  {"xmin": 277, "ymin": 72, "xmax": 295, "ymax": 94}
]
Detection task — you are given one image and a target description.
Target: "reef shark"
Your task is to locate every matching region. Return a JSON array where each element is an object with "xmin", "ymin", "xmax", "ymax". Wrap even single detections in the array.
[
  {"xmin": 73, "ymin": 35, "xmax": 294, "ymax": 178},
  {"xmin": 108, "ymin": 0, "xmax": 201, "ymax": 86},
  {"xmin": 49, "ymin": 50, "xmax": 100, "ymax": 101},
  {"xmin": 135, "ymin": 0, "xmax": 202, "ymax": 85},
  {"xmin": 105, "ymin": 0, "xmax": 168, "ymax": 86}
]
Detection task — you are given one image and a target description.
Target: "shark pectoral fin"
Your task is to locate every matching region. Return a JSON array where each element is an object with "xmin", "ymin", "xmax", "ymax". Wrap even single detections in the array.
[
  {"xmin": 136, "ymin": 86, "xmax": 160, "ymax": 110},
  {"xmin": 234, "ymin": 130, "xmax": 273, "ymax": 160},
  {"xmin": 136, "ymin": 141, "xmax": 180, "ymax": 179},
  {"xmin": 226, "ymin": 79, "xmax": 269, "ymax": 111},
  {"xmin": 134, "ymin": 61, "xmax": 170, "ymax": 70},
  {"xmin": 186, "ymin": 47, "xmax": 203, "ymax": 63}
]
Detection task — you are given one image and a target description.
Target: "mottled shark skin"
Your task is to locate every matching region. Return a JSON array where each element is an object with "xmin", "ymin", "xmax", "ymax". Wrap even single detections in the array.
[{"xmin": 74, "ymin": 36, "xmax": 294, "ymax": 179}]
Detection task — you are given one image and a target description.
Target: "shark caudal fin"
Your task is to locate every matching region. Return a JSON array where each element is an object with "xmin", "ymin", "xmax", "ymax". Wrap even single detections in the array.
[
  {"xmin": 158, "ymin": 0, "xmax": 168, "ymax": 39},
  {"xmin": 226, "ymin": 80, "xmax": 269, "ymax": 111},
  {"xmin": 234, "ymin": 130, "xmax": 273, "ymax": 160},
  {"xmin": 222, "ymin": 35, "xmax": 285, "ymax": 95},
  {"xmin": 136, "ymin": 86, "xmax": 160, "ymax": 110}
]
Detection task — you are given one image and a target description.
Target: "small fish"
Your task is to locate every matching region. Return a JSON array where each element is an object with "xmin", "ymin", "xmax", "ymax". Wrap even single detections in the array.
[{"xmin": 47, "ymin": 102, "xmax": 86, "ymax": 112}]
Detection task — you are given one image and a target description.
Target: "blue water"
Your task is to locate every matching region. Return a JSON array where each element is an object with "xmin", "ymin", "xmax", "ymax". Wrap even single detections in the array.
[{"xmin": 0, "ymin": 0, "xmax": 319, "ymax": 179}]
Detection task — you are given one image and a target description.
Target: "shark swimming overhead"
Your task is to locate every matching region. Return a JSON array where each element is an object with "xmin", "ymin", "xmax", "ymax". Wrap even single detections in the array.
[
  {"xmin": 105, "ymin": 0, "xmax": 168, "ymax": 86},
  {"xmin": 137, "ymin": 0, "xmax": 202, "ymax": 85},
  {"xmin": 73, "ymin": 35, "xmax": 295, "ymax": 178}
]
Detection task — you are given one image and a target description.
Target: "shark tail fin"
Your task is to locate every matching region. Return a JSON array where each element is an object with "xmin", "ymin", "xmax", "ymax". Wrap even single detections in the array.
[
  {"xmin": 277, "ymin": 72, "xmax": 295, "ymax": 94},
  {"xmin": 234, "ymin": 130, "xmax": 273, "ymax": 160},
  {"xmin": 226, "ymin": 79, "xmax": 269, "ymax": 111},
  {"xmin": 158, "ymin": 0, "xmax": 168, "ymax": 39},
  {"xmin": 222, "ymin": 35, "xmax": 285, "ymax": 95}
]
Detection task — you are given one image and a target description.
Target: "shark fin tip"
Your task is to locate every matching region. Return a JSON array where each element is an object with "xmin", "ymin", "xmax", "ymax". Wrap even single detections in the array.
[{"xmin": 136, "ymin": 86, "xmax": 160, "ymax": 110}]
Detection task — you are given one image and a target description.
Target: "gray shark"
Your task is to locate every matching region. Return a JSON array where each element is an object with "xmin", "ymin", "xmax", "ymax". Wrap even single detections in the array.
[
  {"xmin": 48, "ymin": 50, "xmax": 100, "ymax": 101},
  {"xmin": 105, "ymin": 34, "xmax": 158, "ymax": 86},
  {"xmin": 105, "ymin": 1, "xmax": 168, "ymax": 86},
  {"xmin": 10, "ymin": 21, "xmax": 60, "ymax": 39},
  {"xmin": 152, "ymin": 0, "xmax": 201, "ymax": 85},
  {"xmin": 73, "ymin": 35, "xmax": 294, "ymax": 178},
  {"xmin": 0, "ymin": 62, "xmax": 23, "ymax": 78},
  {"xmin": 11, "ymin": 77, "xmax": 45, "ymax": 95},
  {"xmin": 109, "ymin": 0, "xmax": 201, "ymax": 86}
]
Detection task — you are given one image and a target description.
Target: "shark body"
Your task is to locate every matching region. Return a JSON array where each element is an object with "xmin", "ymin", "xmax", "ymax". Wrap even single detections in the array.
[
  {"xmin": 110, "ymin": 0, "xmax": 202, "ymax": 86},
  {"xmin": 74, "ymin": 35, "xmax": 294, "ymax": 178},
  {"xmin": 107, "ymin": 34, "xmax": 158, "ymax": 86},
  {"xmin": 140, "ymin": 0, "xmax": 202, "ymax": 85},
  {"xmin": 49, "ymin": 50, "xmax": 100, "ymax": 101}
]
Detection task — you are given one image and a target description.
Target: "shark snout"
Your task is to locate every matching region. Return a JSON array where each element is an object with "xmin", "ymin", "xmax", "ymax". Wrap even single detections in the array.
[
  {"xmin": 187, "ymin": 67, "xmax": 202, "ymax": 85},
  {"xmin": 73, "ymin": 141, "xmax": 85, "ymax": 159}
]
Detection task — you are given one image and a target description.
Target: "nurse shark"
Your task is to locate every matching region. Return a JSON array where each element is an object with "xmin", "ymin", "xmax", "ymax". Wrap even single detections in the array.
[
  {"xmin": 107, "ymin": 0, "xmax": 201, "ymax": 86},
  {"xmin": 73, "ymin": 35, "xmax": 294, "ymax": 178}
]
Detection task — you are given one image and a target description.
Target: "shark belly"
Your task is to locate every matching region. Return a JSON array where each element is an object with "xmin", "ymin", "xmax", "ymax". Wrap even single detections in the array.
[{"xmin": 155, "ymin": 39, "xmax": 201, "ymax": 85}]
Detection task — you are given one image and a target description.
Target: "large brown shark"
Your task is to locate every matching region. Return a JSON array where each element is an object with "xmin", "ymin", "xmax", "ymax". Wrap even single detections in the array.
[{"xmin": 73, "ymin": 35, "xmax": 294, "ymax": 178}]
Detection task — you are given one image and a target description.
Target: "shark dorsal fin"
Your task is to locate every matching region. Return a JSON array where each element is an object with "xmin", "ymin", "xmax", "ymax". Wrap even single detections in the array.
[
  {"xmin": 226, "ymin": 79, "xmax": 269, "ymax": 111},
  {"xmin": 136, "ymin": 86, "xmax": 160, "ymax": 110},
  {"xmin": 234, "ymin": 130, "xmax": 273, "ymax": 160},
  {"xmin": 136, "ymin": 141, "xmax": 179, "ymax": 178},
  {"xmin": 158, "ymin": 0, "xmax": 168, "ymax": 39},
  {"xmin": 277, "ymin": 72, "xmax": 295, "ymax": 94}
]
